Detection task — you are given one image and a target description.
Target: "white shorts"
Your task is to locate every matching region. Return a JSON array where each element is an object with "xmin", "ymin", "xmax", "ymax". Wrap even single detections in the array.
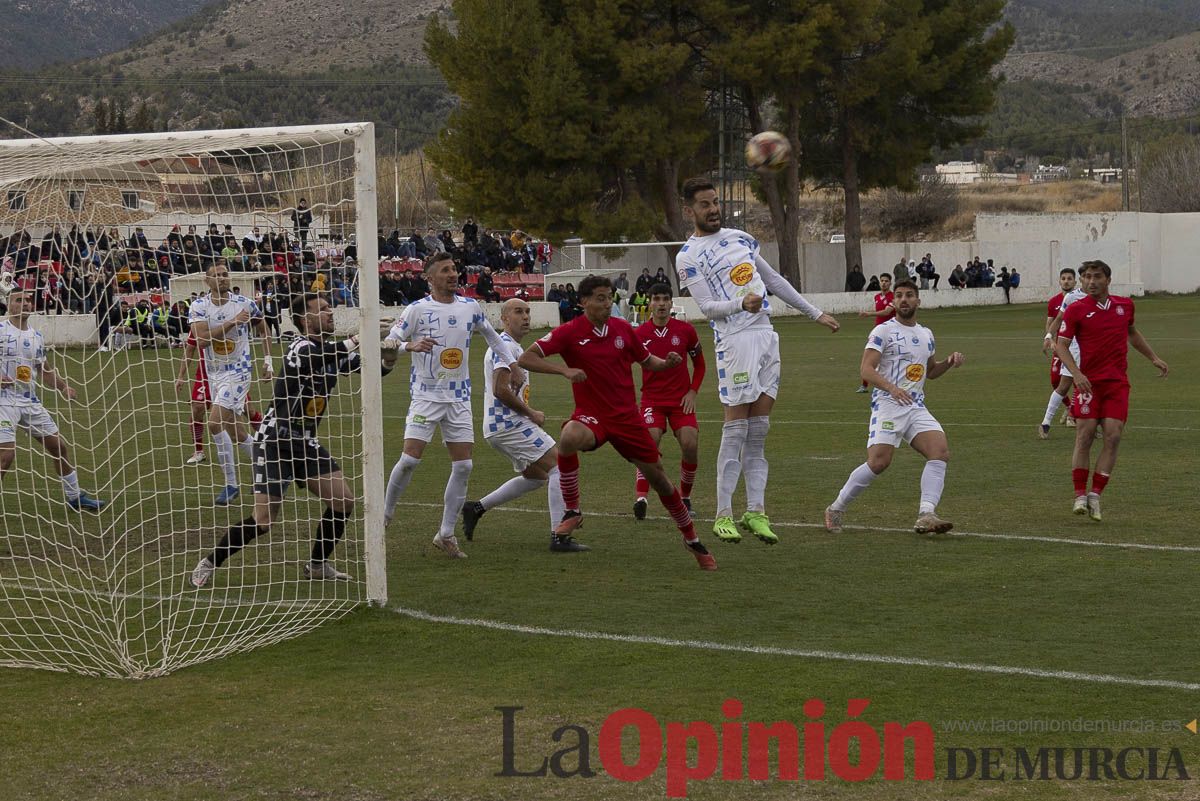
[
  {"xmin": 1058, "ymin": 340, "xmax": 1081, "ymax": 379},
  {"xmin": 868, "ymin": 403, "xmax": 944, "ymax": 448},
  {"xmin": 0, "ymin": 404, "xmax": 60, "ymax": 444},
  {"xmin": 211, "ymin": 370, "xmax": 251, "ymax": 413},
  {"xmin": 485, "ymin": 424, "xmax": 555, "ymax": 472},
  {"xmin": 405, "ymin": 399, "xmax": 474, "ymax": 443},
  {"xmin": 714, "ymin": 328, "xmax": 781, "ymax": 406}
]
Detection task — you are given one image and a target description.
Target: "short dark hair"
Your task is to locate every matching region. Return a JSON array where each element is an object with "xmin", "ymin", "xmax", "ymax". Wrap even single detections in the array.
[
  {"xmin": 577, "ymin": 274, "xmax": 613, "ymax": 299},
  {"xmin": 681, "ymin": 177, "xmax": 716, "ymax": 204},
  {"xmin": 648, "ymin": 282, "xmax": 673, "ymax": 298},
  {"xmin": 1079, "ymin": 260, "xmax": 1111, "ymax": 279},
  {"xmin": 424, "ymin": 251, "xmax": 453, "ymax": 273},
  {"xmin": 1059, "ymin": 267, "xmax": 1076, "ymax": 277},
  {"xmin": 290, "ymin": 292, "xmax": 321, "ymax": 330},
  {"xmin": 879, "ymin": 272, "xmax": 892, "ymax": 282},
  {"xmin": 893, "ymin": 279, "xmax": 919, "ymax": 294}
]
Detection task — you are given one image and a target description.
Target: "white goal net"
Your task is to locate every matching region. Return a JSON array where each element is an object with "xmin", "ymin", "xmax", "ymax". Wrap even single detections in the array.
[{"xmin": 0, "ymin": 124, "xmax": 384, "ymax": 678}]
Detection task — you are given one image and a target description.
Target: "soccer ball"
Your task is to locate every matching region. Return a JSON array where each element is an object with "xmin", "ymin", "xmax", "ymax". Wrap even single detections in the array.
[{"xmin": 745, "ymin": 131, "xmax": 791, "ymax": 173}]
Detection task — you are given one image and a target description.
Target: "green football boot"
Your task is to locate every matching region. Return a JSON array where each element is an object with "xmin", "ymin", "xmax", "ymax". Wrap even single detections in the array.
[
  {"xmin": 739, "ymin": 511, "xmax": 778, "ymax": 545},
  {"xmin": 712, "ymin": 515, "xmax": 742, "ymax": 543}
]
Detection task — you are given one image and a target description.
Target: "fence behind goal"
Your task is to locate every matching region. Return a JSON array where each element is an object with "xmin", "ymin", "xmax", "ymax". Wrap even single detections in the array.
[{"xmin": 0, "ymin": 124, "xmax": 384, "ymax": 678}]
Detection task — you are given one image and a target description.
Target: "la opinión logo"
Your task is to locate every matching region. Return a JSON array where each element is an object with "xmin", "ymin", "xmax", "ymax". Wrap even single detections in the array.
[{"xmin": 497, "ymin": 698, "xmax": 934, "ymax": 797}]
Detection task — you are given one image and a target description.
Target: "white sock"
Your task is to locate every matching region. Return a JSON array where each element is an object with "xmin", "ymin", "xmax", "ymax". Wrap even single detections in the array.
[
  {"xmin": 239, "ymin": 436, "xmax": 255, "ymax": 459},
  {"xmin": 547, "ymin": 467, "xmax": 565, "ymax": 533},
  {"xmin": 481, "ymin": 475, "xmax": 547, "ymax": 511},
  {"xmin": 743, "ymin": 415, "xmax": 770, "ymax": 512},
  {"xmin": 213, "ymin": 430, "xmax": 237, "ymax": 487},
  {"xmin": 919, "ymin": 459, "xmax": 947, "ymax": 515},
  {"xmin": 61, "ymin": 470, "xmax": 81, "ymax": 501},
  {"xmin": 1041, "ymin": 391, "xmax": 1066, "ymax": 426},
  {"xmin": 831, "ymin": 462, "xmax": 880, "ymax": 512},
  {"xmin": 384, "ymin": 453, "xmax": 421, "ymax": 517},
  {"xmin": 440, "ymin": 459, "xmax": 473, "ymax": 537},
  {"xmin": 716, "ymin": 419, "xmax": 748, "ymax": 516}
]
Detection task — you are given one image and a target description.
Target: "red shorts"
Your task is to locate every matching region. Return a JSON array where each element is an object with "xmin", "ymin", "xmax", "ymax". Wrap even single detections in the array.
[
  {"xmin": 641, "ymin": 404, "xmax": 698, "ymax": 433},
  {"xmin": 191, "ymin": 377, "xmax": 211, "ymax": 405},
  {"xmin": 567, "ymin": 409, "xmax": 661, "ymax": 464},
  {"xmin": 1071, "ymin": 380, "xmax": 1129, "ymax": 422},
  {"xmin": 1049, "ymin": 356, "xmax": 1062, "ymax": 388}
]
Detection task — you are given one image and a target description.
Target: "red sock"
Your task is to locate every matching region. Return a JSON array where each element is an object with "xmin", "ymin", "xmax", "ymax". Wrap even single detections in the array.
[
  {"xmin": 680, "ymin": 461, "xmax": 697, "ymax": 499},
  {"xmin": 635, "ymin": 469, "xmax": 649, "ymax": 498},
  {"xmin": 659, "ymin": 487, "xmax": 697, "ymax": 542},
  {"xmin": 1072, "ymin": 468, "xmax": 1089, "ymax": 497},
  {"xmin": 191, "ymin": 421, "xmax": 205, "ymax": 450},
  {"xmin": 558, "ymin": 452, "xmax": 581, "ymax": 510},
  {"xmin": 1091, "ymin": 472, "xmax": 1110, "ymax": 495}
]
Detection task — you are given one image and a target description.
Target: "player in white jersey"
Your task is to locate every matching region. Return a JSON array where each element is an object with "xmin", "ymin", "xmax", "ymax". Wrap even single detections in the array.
[
  {"xmin": 675, "ymin": 177, "xmax": 840, "ymax": 545},
  {"xmin": 824, "ymin": 280, "xmax": 964, "ymax": 535},
  {"xmin": 458, "ymin": 299, "xmax": 583, "ymax": 551},
  {"xmin": 1039, "ymin": 271, "xmax": 1086, "ymax": 438},
  {"xmin": 0, "ymin": 289, "xmax": 106, "ymax": 511},
  {"xmin": 382, "ymin": 252, "xmax": 517, "ymax": 559},
  {"xmin": 187, "ymin": 261, "xmax": 273, "ymax": 506}
]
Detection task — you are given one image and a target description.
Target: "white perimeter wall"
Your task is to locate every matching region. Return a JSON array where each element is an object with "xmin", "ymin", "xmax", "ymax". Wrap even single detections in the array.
[{"xmin": 561, "ymin": 211, "xmax": 1200, "ymax": 296}]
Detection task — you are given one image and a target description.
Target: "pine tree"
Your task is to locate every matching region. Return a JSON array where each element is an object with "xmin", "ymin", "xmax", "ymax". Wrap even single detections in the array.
[
  {"xmin": 425, "ymin": 0, "xmax": 707, "ymax": 244},
  {"xmin": 93, "ymin": 98, "xmax": 109, "ymax": 135}
]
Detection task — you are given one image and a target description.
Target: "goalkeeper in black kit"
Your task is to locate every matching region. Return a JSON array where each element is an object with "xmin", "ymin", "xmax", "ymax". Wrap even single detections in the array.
[{"xmin": 191, "ymin": 293, "xmax": 397, "ymax": 588}]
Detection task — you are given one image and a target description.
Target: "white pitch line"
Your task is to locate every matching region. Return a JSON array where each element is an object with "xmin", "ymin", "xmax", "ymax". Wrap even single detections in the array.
[
  {"xmin": 389, "ymin": 605, "xmax": 1200, "ymax": 692},
  {"xmin": 394, "ymin": 501, "xmax": 1200, "ymax": 553}
]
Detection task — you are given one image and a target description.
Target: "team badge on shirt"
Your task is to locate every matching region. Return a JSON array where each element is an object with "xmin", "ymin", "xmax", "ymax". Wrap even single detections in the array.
[{"xmin": 614, "ymin": 336, "xmax": 625, "ymax": 350}]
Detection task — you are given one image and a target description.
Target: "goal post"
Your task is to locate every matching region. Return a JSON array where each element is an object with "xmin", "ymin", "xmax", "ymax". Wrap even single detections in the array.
[{"xmin": 0, "ymin": 123, "xmax": 386, "ymax": 677}]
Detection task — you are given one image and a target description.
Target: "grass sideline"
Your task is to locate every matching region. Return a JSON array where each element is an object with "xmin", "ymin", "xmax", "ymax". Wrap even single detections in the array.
[{"xmin": 1, "ymin": 294, "xmax": 1198, "ymax": 800}]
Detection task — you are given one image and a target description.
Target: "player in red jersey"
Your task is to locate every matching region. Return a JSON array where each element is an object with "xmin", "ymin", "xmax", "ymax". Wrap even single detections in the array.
[
  {"xmin": 1038, "ymin": 267, "xmax": 1078, "ymax": 437},
  {"xmin": 519, "ymin": 275, "xmax": 717, "ymax": 570},
  {"xmin": 1055, "ymin": 260, "xmax": 1168, "ymax": 521},
  {"xmin": 856, "ymin": 272, "xmax": 895, "ymax": 392},
  {"xmin": 632, "ymin": 283, "xmax": 705, "ymax": 520},
  {"xmin": 174, "ymin": 330, "xmax": 263, "ymax": 465}
]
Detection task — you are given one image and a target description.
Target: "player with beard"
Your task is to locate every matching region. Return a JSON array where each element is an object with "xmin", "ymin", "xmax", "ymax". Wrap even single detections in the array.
[{"xmin": 676, "ymin": 177, "xmax": 840, "ymax": 545}]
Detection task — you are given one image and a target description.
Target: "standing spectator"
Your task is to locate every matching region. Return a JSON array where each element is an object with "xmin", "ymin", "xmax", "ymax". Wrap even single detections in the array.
[
  {"xmin": 461, "ymin": 217, "xmax": 478, "ymax": 247},
  {"xmin": 536, "ymin": 239, "xmax": 553, "ymax": 273},
  {"xmin": 920, "ymin": 253, "xmax": 940, "ymax": 290},
  {"xmin": 521, "ymin": 240, "xmax": 537, "ymax": 274},
  {"xmin": 1009, "ymin": 267, "xmax": 1021, "ymax": 289},
  {"xmin": 865, "ymin": 274, "xmax": 881, "ymax": 292},
  {"xmin": 635, "ymin": 267, "xmax": 653, "ymax": 295},
  {"xmin": 291, "ymin": 198, "xmax": 313, "ymax": 248},
  {"xmin": 996, "ymin": 266, "xmax": 1012, "ymax": 304},
  {"xmin": 892, "ymin": 259, "xmax": 907, "ymax": 285},
  {"xmin": 844, "ymin": 264, "xmax": 866, "ymax": 292},
  {"xmin": 261, "ymin": 289, "xmax": 281, "ymax": 338}
]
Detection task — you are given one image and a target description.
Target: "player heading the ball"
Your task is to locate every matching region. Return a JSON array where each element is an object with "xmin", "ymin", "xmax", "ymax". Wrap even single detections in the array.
[{"xmin": 676, "ymin": 177, "xmax": 840, "ymax": 546}]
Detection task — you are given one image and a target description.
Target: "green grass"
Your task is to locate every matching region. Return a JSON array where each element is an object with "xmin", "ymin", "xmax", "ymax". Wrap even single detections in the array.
[{"xmin": 1, "ymin": 295, "xmax": 1199, "ymax": 799}]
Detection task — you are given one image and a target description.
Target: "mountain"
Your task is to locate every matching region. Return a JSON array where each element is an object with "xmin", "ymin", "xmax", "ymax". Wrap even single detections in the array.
[
  {"xmin": 96, "ymin": 0, "xmax": 447, "ymax": 74},
  {"xmin": 1005, "ymin": 0, "xmax": 1200, "ymax": 57},
  {"xmin": 0, "ymin": 0, "xmax": 209, "ymax": 70},
  {"xmin": 1000, "ymin": 30, "xmax": 1200, "ymax": 118}
]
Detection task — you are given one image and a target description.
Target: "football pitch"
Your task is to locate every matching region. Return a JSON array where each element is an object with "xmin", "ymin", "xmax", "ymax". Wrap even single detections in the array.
[{"xmin": 2, "ymin": 294, "xmax": 1198, "ymax": 800}]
